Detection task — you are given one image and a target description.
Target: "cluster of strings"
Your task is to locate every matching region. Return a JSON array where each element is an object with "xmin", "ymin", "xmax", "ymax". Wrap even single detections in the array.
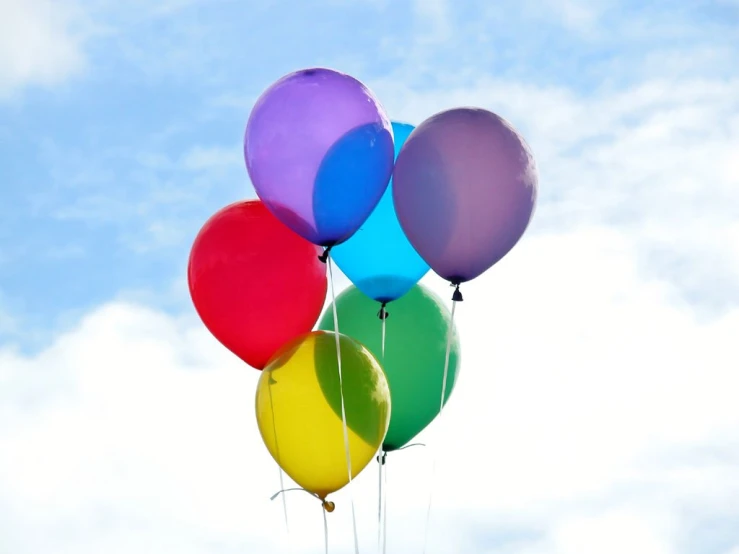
[{"xmin": 269, "ymin": 253, "xmax": 460, "ymax": 554}]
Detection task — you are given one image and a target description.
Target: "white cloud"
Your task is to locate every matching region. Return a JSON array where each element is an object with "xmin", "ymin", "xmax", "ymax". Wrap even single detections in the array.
[
  {"xmin": 0, "ymin": 0, "xmax": 214, "ymax": 99},
  {"xmin": 368, "ymin": 72, "xmax": 739, "ymax": 314},
  {"xmin": 147, "ymin": 0, "xmax": 203, "ymax": 17},
  {"xmin": 0, "ymin": 0, "xmax": 88, "ymax": 98},
  {"xmin": 1, "ymin": 220, "xmax": 738, "ymax": 552},
  {"xmin": 513, "ymin": 0, "xmax": 609, "ymax": 34},
  {"xmin": 0, "ymin": 308, "xmax": 15, "ymax": 336},
  {"xmin": 180, "ymin": 144, "xmax": 243, "ymax": 172},
  {"xmin": 412, "ymin": 0, "xmax": 452, "ymax": 42},
  {"xmin": 547, "ymin": 509, "xmax": 675, "ymax": 554},
  {"xmin": 0, "ymin": 291, "xmax": 16, "ymax": 337},
  {"xmin": 3, "ymin": 2, "xmax": 739, "ymax": 551}
]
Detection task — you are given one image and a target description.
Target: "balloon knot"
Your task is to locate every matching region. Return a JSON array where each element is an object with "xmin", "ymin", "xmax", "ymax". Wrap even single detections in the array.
[
  {"xmin": 451, "ymin": 282, "xmax": 463, "ymax": 302},
  {"xmin": 322, "ymin": 500, "xmax": 335, "ymax": 513},
  {"xmin": 318, "ymin": 246, "xmax": 332, "ymax": 264},
  {"xmin": 376, "ymin": 451, "xmax": 387, "ymax": 465},
  {"xmin": 377, "ymin": 302, "xmax": 389, "ymax": 320}
]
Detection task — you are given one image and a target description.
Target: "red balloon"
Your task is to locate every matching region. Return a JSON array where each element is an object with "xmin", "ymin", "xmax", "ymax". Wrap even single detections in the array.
[{"xmin": 188, "ymin": 200, "xmax": 328, "ymax": 370}]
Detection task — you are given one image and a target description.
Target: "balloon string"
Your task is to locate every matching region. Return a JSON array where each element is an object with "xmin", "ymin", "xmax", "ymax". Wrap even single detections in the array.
[
  {"xmin": 327, "ymin": 255, "xmax": 360, "ymax": 554},
  {"xmin": 270, "ymin": 487, "xmax": 319, "ymax": 501},
  {"xmin": 268, "ymin": 379, "xmax": 289, "ymax": 534},
  {"xmin": 421, "ymin": 297, "xmax": 458, "ymax": 554},
  {"xmin": 382, "ymin": 458, "xmax": 388, "ymax": 554},
  {"xmin": 378, "ymin": 301, "xmax": 388, "ymax": 359},
  {"xmin": 396, "ymin": 442, "xmax": 426, "ymax": 451},
  {"xmin": 381, "ymin": 313, "xmax": 386, "ymax": 359},
  {"xmin": 377, "ymin": 303, "xmax": 387, "ymax": 549},
  {"xmin": 277, "ymin": 468, "xmax": 288, "ymax": 531},
  {"xmin": 377, "ymin": 451, "xmax": 383, "ymax": 551},
  {"xmin": 376, "ymin": 438, "xmax": 424, "ymax": 550},
  {"xmin": 323, "ymin": 504, "xmax": 329, "ymax": 554}
]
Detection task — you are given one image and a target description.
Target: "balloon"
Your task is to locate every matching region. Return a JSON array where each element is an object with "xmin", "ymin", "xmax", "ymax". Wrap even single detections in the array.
[
  {"xmin": 255, "ymin": 331, "xmax": 391, "ymax": 500},
  {"xmin": 393, "ymin": 107, "xmax": 538, "ymax": 288},
  {"xmin": 318, "ymin": 285, "xmax": 459, "ymax": 451},
  {"xmin": 244, "ymin": 67, "xmax": 395, "ymax": 247},
  {"xmin": 331, "ymin": 122, "xmax": 430, "ymax": 304},
  {"xmin": 187, "ymin": 200, "xmax": 327, "ymax": 370}
]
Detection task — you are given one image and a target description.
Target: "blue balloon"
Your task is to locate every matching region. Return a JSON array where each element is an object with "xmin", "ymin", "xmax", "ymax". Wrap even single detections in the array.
[{"xmin": 332, "ymin": 122, "xmax": 430, "ymax": 303}]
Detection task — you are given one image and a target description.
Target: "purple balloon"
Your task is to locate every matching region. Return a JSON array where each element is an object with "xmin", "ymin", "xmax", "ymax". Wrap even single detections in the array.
[
  {"xmin": 392, "ymin": 107, "xmax": 538, "ymax": 284},
  {"xmin": 244, "ymin": 68, "xmax": 395, "ymax": 247}
]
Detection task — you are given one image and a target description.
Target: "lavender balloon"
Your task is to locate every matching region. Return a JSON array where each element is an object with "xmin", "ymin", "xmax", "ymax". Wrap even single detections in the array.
[
  {"xmin": 393, "ymin": 108, "xmax": 538, "ymax": 291},
  {"xmin": 244, "ymin": 68, "xmax": 395, "ymax": 247}
]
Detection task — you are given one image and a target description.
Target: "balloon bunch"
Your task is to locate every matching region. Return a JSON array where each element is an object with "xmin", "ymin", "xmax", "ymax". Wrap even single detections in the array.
[{"xmin": 187, "ymin": 67, "xmax": 537, "ymax": 551}]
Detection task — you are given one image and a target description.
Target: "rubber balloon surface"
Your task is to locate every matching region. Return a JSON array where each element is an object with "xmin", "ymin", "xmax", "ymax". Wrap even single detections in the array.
[
  {"xmin": 393, "ymin": 107, "xmax": 538, "ymax": 284},
  {"xmin": 319, "ymin": 285, "xmax": 459, "ymax": 451},
  {"xmin": 244, "ymin": 68, "xmax": 395, "ymax": 247},
  {"xmin": 255, "ymin": 331, "xmax": 391, "ymax": 499},
  {"xmin": 331, "ymin": 122, "xmax": 429, "ymax": 303},
  {"xmin": 187, "ymin": 200, "xmax": 327, "ymax": 370}
]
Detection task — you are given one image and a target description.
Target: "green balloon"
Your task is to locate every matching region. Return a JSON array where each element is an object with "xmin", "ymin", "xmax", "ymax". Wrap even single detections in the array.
[{"xmin": 319, "ymin": 284, "xmax": 460, "ymax": 451}]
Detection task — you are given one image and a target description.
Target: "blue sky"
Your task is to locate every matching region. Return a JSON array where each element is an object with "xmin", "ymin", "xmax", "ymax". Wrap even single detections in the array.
[
  {"xmin": 2, "ymin": 1, "xmax": 739, "ymax": 553},
  {"xmin": 2, "ymin": 0, "xmax": 737, "ymax": 348}
]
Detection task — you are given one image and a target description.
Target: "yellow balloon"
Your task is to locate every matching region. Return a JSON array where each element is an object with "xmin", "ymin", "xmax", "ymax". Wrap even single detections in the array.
[{"xmin": 255, "ymin": 330, "xmax": 391, "ymax": 500}]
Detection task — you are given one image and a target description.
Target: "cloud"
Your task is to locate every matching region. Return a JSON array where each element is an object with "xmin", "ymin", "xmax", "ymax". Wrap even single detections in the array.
[
  {"xmin": 412, "ymin": 0, "xmax": 452, "ymax": 42},
  {"xmin": 367, "ymin": 72, "xmax": 739, "ymax": 316},
  {"xmin": 0, "ymin": 308, "xmax": 15, "ymax": 337},
  {"xmin": 1, "ymin": 221, "xmax": 738, "ymax": 553},
  {"xmin": 0, "ymin": 0, "xmax": 220, "ymax": 100},
  {"xmin": 513, "ymin": 0, "xmax": 609, "ymax": 35},
  {"xmin": 33, "ymin": 136, "xmax": 249, "ymax": 254},
  {"xmin": 0, "ymin": 288, "xmax": 18, "ymax": 338},
  {"xmin": 0, "ymin": 0, "xmax": 88, "ymax": 98},
  {"xmin": 44, "ymin": 243, "xmax": 87, "ymax": 260},
  {"xmin": 3, "ymin": 5, "xmax": 738, "ymax": 550},
  {"xmin": 542, "ymin": 509, "xmax": 675, "ymax": 554},
  {"xmin": 180, "ymin": 144, "xmax": 242, "ymax": 173}
]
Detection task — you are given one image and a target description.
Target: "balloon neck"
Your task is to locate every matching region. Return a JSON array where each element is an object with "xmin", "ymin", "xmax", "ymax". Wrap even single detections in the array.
[
  {"xmin": 318, "ymin": 246, "xmax": 332, "ymax": 264},
  {"xmin": 451, "ymin": 282, "xmax": 463, "ymax": 302},
  {"xmin": 377, "ymin": 302, "xmax": 389, "ymax": 320},
  {"xmin": 322, "ymin": 499, "xmax": 336, "ymax": 513},
  {"xmin": 376, "ymin": 451, "xmax": 387, "ymax": 465}
]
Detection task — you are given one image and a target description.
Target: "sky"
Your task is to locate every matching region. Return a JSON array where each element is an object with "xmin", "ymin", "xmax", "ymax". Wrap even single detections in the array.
[{"xmin": 1, "ymin": 0, "xmax": 738, "ymax": 552}]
